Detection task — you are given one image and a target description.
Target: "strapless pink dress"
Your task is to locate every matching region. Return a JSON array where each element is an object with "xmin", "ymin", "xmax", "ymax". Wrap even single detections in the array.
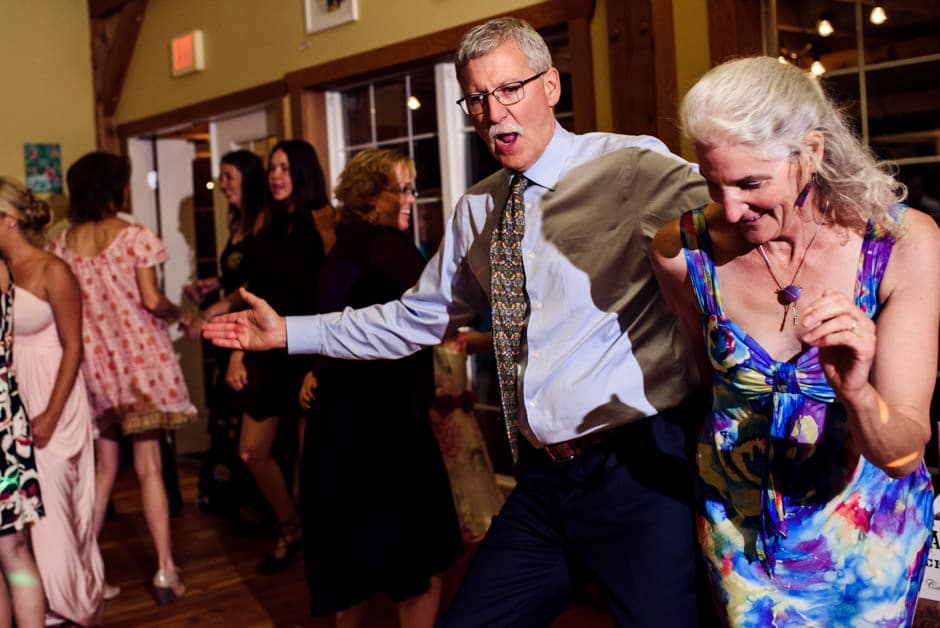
[{"xmin": 13, "ymin": 286, "xmax": 104, "ymax": 626}]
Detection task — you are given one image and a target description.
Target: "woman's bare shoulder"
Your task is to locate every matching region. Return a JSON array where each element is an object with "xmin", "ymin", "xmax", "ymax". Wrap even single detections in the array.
[
  {"xmin": 885, "ymin": 208, "xmax": 940, "ymax": 289},
  {"xmin": 65, "ymin": 217, "xmax": 134, "ymax": 255}
]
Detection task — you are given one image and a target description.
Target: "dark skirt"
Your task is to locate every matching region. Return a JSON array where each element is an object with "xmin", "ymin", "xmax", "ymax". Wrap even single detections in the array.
[
  {"xmin": 301, "ymin": 393, "xmax": 463, "ymax": 616},
  {"xmin": 240, "ymin": 349, "xmax": 308, "ymax": 422}
]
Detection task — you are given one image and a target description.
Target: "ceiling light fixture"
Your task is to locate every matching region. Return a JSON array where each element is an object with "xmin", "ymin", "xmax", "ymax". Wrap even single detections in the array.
[
  {"xmin": 870, "ymin": 6, "xmax": 887, "ymax": 25},
  {"xmin": 811, "ymin": 59, "xmax": 826, "ymax": 76},
  {"xmin": 407, "ymin": 96, "xmax": 421, "ymax": 111},
  {"xmin": 817, "ymin": 14, "xmax": 835, "ymax": 37}
]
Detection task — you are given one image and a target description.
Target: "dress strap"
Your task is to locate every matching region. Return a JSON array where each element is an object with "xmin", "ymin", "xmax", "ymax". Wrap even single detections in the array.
[
  {"xmin": 679, "ymin": 207, "xmax": 722, "ymax": 317},
  {"xmin": 855, "ymin": 204, "xmax": 906, "ymax": 319}
]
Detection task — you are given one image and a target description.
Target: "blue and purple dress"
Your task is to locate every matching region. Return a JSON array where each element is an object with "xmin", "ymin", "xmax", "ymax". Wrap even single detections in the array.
[{"xmin": 680, "ymin": 205, "xmax": 933, "ymax": 626}]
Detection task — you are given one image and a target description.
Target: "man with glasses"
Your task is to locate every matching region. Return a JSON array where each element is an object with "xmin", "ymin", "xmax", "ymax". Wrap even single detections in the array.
[{"xmin": 205, "ymin": 16, "xmax": 711, "ymax": 627}]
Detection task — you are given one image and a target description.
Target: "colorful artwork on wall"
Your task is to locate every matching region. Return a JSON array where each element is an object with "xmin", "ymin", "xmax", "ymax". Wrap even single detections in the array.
[{"xmin": 24, "ymin": 143, "xmax": 63, "ymax": 193}]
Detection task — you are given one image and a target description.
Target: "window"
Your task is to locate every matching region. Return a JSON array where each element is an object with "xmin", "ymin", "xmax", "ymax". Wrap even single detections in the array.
[
  {"xmin": 767, "ymin": 0, "xmax": 940, "ymax": 224},
  {"xmin": 327, "ymin": 68, "xmax": 445, "ymax": 256}
]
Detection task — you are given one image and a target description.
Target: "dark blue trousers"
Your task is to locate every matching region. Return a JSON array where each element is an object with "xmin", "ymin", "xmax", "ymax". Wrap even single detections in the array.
[{"xmin": 438, "ymin": 409, "xmax": 709, "ymax": 628}]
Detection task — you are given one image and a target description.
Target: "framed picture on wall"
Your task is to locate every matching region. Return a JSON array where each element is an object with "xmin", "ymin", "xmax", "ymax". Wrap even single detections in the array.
[{"xmin": 304, "ymin": 0, "xmax": 358, "ymax": 34}]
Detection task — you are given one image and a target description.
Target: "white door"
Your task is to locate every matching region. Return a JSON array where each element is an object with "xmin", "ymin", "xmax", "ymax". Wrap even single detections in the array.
[{"xmin": 127, "ymin": 137, "xmax": 209, "ymax": 454}]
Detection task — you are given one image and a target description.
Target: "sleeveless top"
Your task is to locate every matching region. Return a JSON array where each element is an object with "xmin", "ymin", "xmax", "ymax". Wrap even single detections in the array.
[
  {"xmin": 13, "ymin": 286, "xmax": 94, "ymax": 460},
  {"xmin": 0, "ymin": 272, "xmax": 44, "ymax": 532},
  {"xmin": 219, "ymin": 234, "xmax": 254, "ymax": 296},
  {"xmin": 680, "ymin": 205, "xmax": 933, "ymax": 626}
]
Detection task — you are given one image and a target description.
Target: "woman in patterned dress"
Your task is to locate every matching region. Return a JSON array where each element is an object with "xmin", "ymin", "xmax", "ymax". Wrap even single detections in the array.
[
  {"xmin": 52, "ymin": 152, "xmax": 197, "ymax": 603},
  {"xmin": 651, "ymin": 57, "xmax": 939, "ymax": 626},
  {"xmin": 0, "ymin": 178, "xmax": 46, "ymax": 628}
]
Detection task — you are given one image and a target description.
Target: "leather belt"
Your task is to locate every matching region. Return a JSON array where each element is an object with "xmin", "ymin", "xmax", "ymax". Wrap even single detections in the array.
[{"xmin": 541, "ymin": 425, "xmax": 625, "ymax": 463}]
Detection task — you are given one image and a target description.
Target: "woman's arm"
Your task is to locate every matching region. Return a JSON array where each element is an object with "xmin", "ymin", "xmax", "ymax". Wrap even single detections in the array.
[
  {"xmin": 135, "ymin": 265, "xmax": 183, "ymax": 320},
  {"xmin": 225, "ymin": 350, "xmax": 248, "ymax": 391},
  {"xmin": 801, "ymin": 210, "xmax": 940, "ymax": 477},
  {"xmin": 184, "ymin": 276, "xmax": 222, "ymax": 304},
  {"xmin": 202, "ymin": 284, "xmax": 248, "ymax": 320},
  {"xmin": 650, "ymin": 219, "xmax": 712, "ymax": 383},
  {"xmin": 31, "ymin": 257, "xmax": 84, "ymax": 447}
]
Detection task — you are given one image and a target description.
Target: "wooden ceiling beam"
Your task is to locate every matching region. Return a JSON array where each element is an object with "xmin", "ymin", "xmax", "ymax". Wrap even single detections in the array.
[
  {"xmin": 97, "ymin": 0, "xmax": 147, "ymax": 116},
  {"xmin": 88, "ymin": 0, "xmax": 134, "ymax": 19}
]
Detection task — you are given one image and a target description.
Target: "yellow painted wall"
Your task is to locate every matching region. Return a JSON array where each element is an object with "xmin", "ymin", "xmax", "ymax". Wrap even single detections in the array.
[
  {"xmin": 591, "ymin": 0, "xmax": 613, "ymax": 132},
  {"xmin": 117, "ymin": 0, "xmax": 711, "ymax": 155},
  {"xmin": 0, "ymin": 1, "xmax": 96, "ymax": 206},
  {"xmin": 116, "ymin": 0, "xmax": 545, "ymax": 124},
  {"xmin": 116, "ymin": 0, "xmax": 711, "ymax": 147},
  {"xmin": 672, "ymin": 0, "xmax": 711, "ymax": 160}
]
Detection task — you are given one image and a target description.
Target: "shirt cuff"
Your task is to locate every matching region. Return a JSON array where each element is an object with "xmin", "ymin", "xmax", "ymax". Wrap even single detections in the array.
[{"xmin": 285, "ymin": 315, "xmax": 322, "ymax": 355}]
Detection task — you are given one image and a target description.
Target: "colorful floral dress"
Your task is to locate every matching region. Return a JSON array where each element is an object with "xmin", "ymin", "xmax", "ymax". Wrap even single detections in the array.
[
  {"xmin": 0, "ymin": 271, "xmax": 43, "ymax": 533},
  {"xmin": 51, "ymin": 225, "xmax": 196, "ymax": 433},
  {"xmin": 680, "ymin": 206, "xmax": 933, "ymax": 627}
]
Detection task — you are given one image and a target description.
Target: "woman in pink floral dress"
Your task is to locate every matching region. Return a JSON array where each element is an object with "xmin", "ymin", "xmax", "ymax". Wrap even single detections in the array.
[{"xmin": 51, "ymin": 152, "xmax": 196, "ymax": 604}]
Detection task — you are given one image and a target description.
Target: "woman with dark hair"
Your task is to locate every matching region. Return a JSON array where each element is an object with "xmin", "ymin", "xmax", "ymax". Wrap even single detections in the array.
[
  {"xmin": 186, "ymin": 150, "xmax": 264, "ymax": 521},
  {"xmin": 202, "ymin": 140, "xmax": 333, "ymax": 572},
  {"xmin": 51, "ymin": 151, "xmax": 196, "ymax": 604},
  {"xmin": 186, "ymin": 149, "xmax": 264, "ymax": 305},
  {"xmin": 297, "ymin": 148, "xmax": 462, "ymax": 627}
]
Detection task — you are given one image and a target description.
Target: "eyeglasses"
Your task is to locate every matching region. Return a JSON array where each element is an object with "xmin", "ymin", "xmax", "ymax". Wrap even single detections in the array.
[
  {"xmin": 456, "ymin": 71, "xmax": 547, "ymax": 116},
  {"xmin": 386, "ymin": 184, "xmax": 418, "ymax": 198}
]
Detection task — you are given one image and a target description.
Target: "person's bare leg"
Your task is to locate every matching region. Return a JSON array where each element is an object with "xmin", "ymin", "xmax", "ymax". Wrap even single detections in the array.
[
  {"xmin": 92, "ymin": 432, "xmax": 120, "ymax": 537},
  {"xmin": 292, "ymin": 416, "xmax": 305, "ymax": 503},
  {"xmin": 335, "ymin": 601, "xmax": 367, "ymax": 628},
  {"xmin": 240, "ymin": 415, "xmax": 300, "ymax": 556},
  {"xmin": 132, "ymin": 432, "xmax": 178, "ymax": 574},
  {"xmin": 133, "ymin": 431, "xmax": 185, "ymax": 601},
  {"xmin": 0, "ymin": 568, "xmax": 10, "ymax": 628},
  {"xmin": 397, "ymin": 575, "xmax": 443, "ymax": 628},
  {"xmin": 0, "ymin": 531, "xmax": 45, "ymax": 628}
]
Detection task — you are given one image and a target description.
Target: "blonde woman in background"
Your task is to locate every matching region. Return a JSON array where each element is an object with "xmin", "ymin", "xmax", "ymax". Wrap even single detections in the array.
[
  {"xmin": 298, "ymin": 148, "xmax": 462, "ymax": 628},
  {"xmin": 0, "ymin": 178, "xmax": 47, "ymax": 628},
  {"xmin": 0, "ymin": 177, "xmax": 104, "ymax": 626}
]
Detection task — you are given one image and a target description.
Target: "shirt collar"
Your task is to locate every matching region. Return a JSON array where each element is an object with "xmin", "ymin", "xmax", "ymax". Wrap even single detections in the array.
[{"xmin": 516, "ymin": 123, "xmax": 571, "ymax": 192}]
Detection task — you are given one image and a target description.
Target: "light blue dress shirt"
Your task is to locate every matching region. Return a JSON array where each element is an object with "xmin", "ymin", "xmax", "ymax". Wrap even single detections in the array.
[{"xmin": 287, "ymin": 124, "xmax": 709, "ymax": 447}]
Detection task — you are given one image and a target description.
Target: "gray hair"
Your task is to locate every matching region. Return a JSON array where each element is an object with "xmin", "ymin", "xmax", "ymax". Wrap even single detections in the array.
[
  {"xmin": 681, "ymin": 56, "xmax": 905, "ymax": 236},
  {"xmin": 455, "ymin": 17, "xmax": 552, "ymax": 78}
]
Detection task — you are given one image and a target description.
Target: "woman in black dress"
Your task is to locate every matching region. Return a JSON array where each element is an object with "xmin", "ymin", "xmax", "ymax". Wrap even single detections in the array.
[
  {"xmin": 203, "ymin": 141, "xmax": 332, "ymax": 572},
  {"xmin": 298, "ymin": 148, "xmax": 462, "ymax": 627},
  {"xmin": 187, "ymin": 150, "xmax": 263, "ymax": 520}
]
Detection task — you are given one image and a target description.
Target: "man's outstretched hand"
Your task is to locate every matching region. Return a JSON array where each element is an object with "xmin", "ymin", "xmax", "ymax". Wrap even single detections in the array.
[{"xmin": 202, "ymin": 288, "xmax": 288, "ymax": 351}]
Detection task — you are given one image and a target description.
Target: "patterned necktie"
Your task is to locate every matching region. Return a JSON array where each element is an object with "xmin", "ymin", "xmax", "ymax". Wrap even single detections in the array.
[{"xmin": 490, "ymin": 174, "xmax": 528, "ymax": 460}]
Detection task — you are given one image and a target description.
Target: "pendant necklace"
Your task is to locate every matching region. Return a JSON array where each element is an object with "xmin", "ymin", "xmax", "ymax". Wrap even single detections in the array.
[{"xmin": 755, "ymin": 181, "xmax": 828, "ymax": 331}]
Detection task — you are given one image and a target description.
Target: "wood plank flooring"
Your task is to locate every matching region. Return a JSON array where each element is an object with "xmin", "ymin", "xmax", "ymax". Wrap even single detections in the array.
[{"xmin": 100, "ymin": 457, "xmax": 614, "ymax": 627}]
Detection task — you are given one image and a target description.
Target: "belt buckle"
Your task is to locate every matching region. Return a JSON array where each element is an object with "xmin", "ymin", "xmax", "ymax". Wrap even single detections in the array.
[{"xmin": 545, "ymin": 441, "xmax": 577, "ymax": 462}]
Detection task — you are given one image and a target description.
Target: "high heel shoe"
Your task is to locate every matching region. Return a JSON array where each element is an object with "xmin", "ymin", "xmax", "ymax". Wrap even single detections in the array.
[
  {"xmin": 152, "ymin": 568, "xmax": 186, "ymax": 605},
  {"xmin": 257, "ymin": 517, "xmax": 303, "ymax": 574},
  {"xmin": 103, "ymin": 582, "xmax": 121, "ymax": 601}
]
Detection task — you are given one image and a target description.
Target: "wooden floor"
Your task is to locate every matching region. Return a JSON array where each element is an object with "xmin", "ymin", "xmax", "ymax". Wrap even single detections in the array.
[{"xmin": 100, "ymin": 457, "xmax": 614, "ymax": 627}]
